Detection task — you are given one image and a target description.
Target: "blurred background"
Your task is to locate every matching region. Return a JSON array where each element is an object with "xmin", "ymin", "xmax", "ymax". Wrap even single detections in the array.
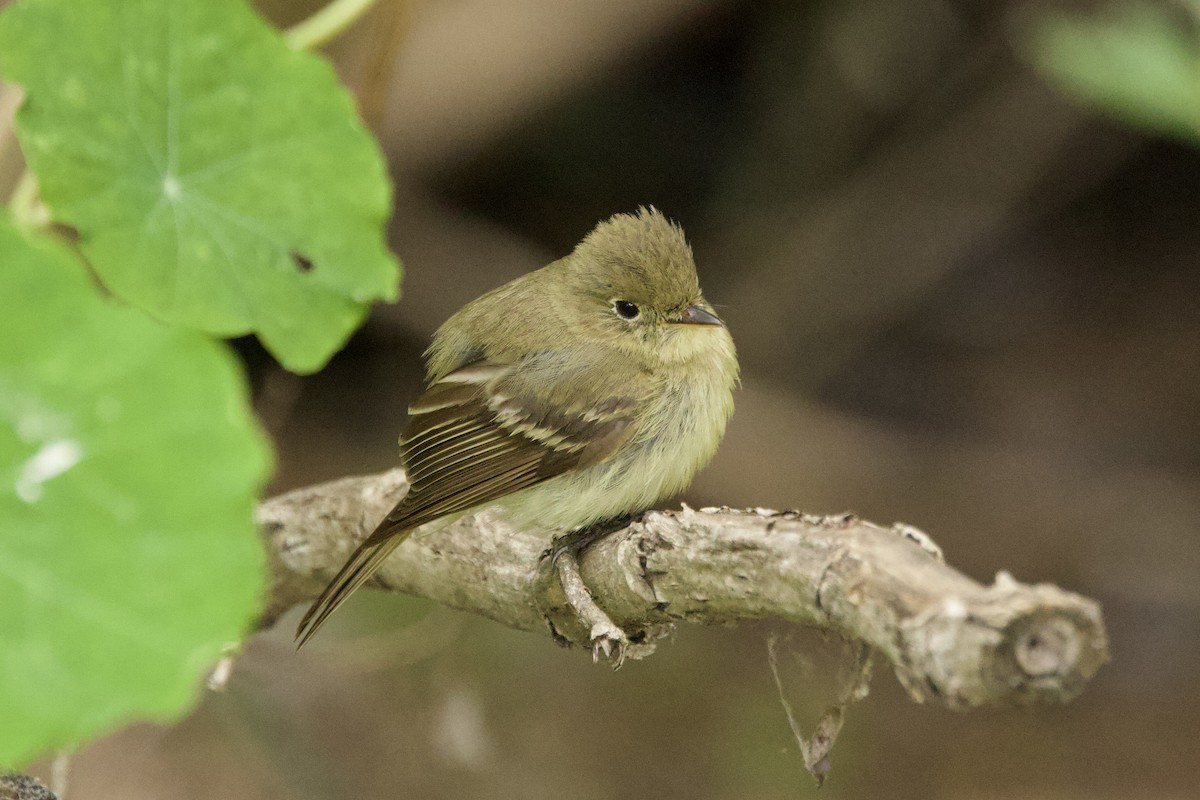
[{"xmin": 8, "ymin": 0, "xmax": 1200, "ymax": 797}]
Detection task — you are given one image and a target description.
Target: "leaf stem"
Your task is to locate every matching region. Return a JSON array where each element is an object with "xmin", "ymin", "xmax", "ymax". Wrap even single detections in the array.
[
  {"xmin": 8, "ymin": 169, "xmax": 49, "ymax": 230},
  {"xmin": 285, "ymin": 0, "xmax": 380, "ymax": 51}
]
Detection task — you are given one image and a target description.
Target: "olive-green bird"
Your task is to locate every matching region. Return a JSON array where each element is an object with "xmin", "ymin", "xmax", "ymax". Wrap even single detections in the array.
[{"xmin": 295, "ymin": 208, "xmax": 738, "ymax": 647}]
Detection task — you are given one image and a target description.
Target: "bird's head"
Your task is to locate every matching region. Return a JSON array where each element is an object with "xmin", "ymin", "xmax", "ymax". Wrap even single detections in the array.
[{"xmin": 560, "ymin": 207, "xmax": 727, "ymax": 364}]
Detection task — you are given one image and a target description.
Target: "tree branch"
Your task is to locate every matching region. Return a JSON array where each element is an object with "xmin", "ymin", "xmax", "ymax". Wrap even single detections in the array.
[
  {"xmin": 0, "ymin": 773, "xmax": 58, "ymax": 800},
  {"xmin": 258, "ymin": 469, "xmax": 1108, "ymax": 709}
]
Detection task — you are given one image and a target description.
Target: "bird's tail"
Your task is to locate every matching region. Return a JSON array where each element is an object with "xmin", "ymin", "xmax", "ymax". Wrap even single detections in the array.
[{"xmin": 294, "ymin": 525, "xmax": 412, "ymax": 649}]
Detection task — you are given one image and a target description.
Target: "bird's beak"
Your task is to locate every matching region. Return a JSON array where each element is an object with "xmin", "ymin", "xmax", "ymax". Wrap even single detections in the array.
[{"xmin": 670, "ymin": 304, "xmax": 724, "ymax": 327}]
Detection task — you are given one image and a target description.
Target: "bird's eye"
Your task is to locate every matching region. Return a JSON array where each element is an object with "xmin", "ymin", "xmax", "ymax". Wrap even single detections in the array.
[{"xmin": 613, "ymin": 300, "xmax": 640, "ymax": 320}]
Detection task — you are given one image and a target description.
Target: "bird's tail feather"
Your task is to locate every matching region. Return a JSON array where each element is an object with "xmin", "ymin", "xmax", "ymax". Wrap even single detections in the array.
[{"xmin": 294, "ymin": 526, "xmax": 412, "ymax": 649}]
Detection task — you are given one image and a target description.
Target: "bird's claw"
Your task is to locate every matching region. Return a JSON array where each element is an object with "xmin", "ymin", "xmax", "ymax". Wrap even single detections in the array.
[
  {"xmin": 590, "ymin": 620, "xmax": 628, "ymax": 668},
  {"xmin": 552, "ymin": 544, "xmax": 630, "ymax": 668}
]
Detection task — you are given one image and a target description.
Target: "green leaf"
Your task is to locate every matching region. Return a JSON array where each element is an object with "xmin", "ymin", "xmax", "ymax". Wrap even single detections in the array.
[
  {"xmin": 1030, "ymin": 5, "xmax": 1200, "ymax": 144},
  {"xmin": 0, "ymin": 216, "xmax": 272, "ymax": 766},
  {"xmin": 0, "ymin": 0, "xmax": 400, "ymax": 373}
]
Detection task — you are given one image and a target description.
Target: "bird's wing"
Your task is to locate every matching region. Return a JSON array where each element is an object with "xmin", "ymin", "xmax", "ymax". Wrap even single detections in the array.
[
  {"xmin": 295, "ymin": 359, "xmax": 638, "ymax": 647},
  {"xmin": 393, "ymin": 361, "xmax": 638, "ymax": 532}
]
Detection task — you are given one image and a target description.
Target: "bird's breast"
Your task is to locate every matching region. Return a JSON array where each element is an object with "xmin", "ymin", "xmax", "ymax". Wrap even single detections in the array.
[{"xmin": 504, "ymin": 345, "xmax": 736, "ymax": 532}]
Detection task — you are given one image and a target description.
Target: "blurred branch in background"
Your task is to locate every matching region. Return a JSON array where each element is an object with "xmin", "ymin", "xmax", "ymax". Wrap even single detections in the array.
[
  {"xmin": 364, "ymin": 0, "xmax": 726, "ymax": 175},
  {"xmin": 258, "ymin": 469, "xmax": 1109, "ymax": 710}
]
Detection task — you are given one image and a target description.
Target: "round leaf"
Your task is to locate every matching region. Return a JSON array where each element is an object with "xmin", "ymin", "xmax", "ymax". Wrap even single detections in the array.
[
  {"xmin": 0, "ymin": 0, "xmax": 401, "ymax": 373},
  {"xmin": 0, "ymin": 216, "xmax": 272, "ymax": 766}
]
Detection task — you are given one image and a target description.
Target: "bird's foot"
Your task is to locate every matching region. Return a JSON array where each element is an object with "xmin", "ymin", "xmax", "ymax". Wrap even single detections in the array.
[
  {"xmin": 544, "ymin": 513, "xmax": 635, "ymax": 563},
  {"xmin": 553, "ymin": 548, "xmax": 628, "ymax": 666},
  {"xmin": 544, "ymin": 515, "xmax": 640, "ymax": 667}
]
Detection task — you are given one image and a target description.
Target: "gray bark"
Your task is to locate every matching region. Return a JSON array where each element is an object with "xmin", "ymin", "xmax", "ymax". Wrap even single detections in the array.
[
  {"xmin": 0, "ymin": 774, "xmax": 58, "ymax": 800},
  {"xmin": 258, "ymin": 468, "xmax": 1108, "ymax": 709}
]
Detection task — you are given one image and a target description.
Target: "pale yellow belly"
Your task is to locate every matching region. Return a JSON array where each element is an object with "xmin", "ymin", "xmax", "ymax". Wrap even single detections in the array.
[{"xmin": 501, "ymin": 367, "xmax": 735, "ymax": 533}]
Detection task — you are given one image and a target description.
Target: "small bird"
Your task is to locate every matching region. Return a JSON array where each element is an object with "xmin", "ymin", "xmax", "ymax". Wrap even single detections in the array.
[{"xmin": 295, "ymin": 208, "xmax": 738, "ymax": 647}]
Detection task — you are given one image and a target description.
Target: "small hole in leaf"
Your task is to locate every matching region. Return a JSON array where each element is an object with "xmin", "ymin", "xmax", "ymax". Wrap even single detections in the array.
[
  {"xmin": 52, "ymin": 223, "xmax": 81, "ymax": 243},
  {"xmin": 290, "ymin": 250, "xmax": 315, "ymax": 273}
]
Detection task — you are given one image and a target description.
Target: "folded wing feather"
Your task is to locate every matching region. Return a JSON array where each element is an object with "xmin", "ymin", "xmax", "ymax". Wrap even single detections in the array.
[{"xmin": 295, "ymin": 359, "xmax": 637, "ymax": 646}]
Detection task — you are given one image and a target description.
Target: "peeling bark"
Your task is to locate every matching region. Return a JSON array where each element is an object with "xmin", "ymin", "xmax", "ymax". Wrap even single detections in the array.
[{"xmin": 258, "ymin": 468, "xmax": 1108, "ymax": 709}]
